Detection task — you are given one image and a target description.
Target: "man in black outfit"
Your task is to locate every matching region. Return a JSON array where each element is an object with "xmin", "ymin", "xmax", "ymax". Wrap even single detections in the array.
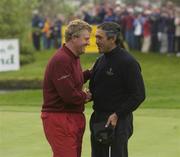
[{"xmin": 89, "ymin": 22, "xmax": 146, "ymax": 157}]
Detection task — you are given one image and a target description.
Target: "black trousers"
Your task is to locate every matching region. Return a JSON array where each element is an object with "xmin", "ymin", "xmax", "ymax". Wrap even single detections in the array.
[
  {"xmin": 175, "ymin": 36, "xmax": 180, "ymax": 52},
  {"xmin": 90, "ymin": 112, "xmax": 133, "ymax": 157},
  {"xmin": 151, "ymin": 34, "xmax": 159, "ymax": 52},
  {"xmin": 32, "ymin": 32, "xmax": 41, "ymax": 51}
]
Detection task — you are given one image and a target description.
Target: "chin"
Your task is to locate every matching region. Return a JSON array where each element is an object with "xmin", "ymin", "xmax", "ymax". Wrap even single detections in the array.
[
  {"xmin": 98, "ymin": 49, "xmax": 103, "ymax": 53},
  {"xmin": 79, "ymin": 51, "xmax": 85, "ymax": 55}
]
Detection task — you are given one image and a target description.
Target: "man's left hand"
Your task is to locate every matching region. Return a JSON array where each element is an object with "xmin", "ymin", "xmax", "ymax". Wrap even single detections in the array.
[{"xmin": 105, "ymin": 113, "xmax": 118, "ymax": 128}]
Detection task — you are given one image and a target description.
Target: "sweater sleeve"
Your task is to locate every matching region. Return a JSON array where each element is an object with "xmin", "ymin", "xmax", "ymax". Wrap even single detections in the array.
[
  {"xmin": 115, "ymin": 61, "xmax": 146, "ymax": 117},
  {"xmin": 51, "ymin": 60, "xmax": 87, "ymax": 105},
  {"xmin": 83, "ymin": 69, "xmax": 92, "ymax": 83}
]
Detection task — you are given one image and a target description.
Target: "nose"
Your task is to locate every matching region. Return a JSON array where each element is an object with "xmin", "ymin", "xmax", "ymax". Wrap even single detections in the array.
[
  {"xmin": 87, "ymin": 39, "xmax": 90, "ymax": 46},
  {"xmin": 96, "ymin": 38, "xmax": 99, "ymax": 45},
  {"xmin": 96, "ymin": 40, "xmax": 101, "ymax": 46}
]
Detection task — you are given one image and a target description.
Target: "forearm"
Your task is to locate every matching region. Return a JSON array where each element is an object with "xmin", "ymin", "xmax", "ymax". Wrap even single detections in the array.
[
  {"xmin": 83, "ymin": 69, "xmax": 92, "ymax": 83},
  {"xmin": 115, "ymin": 92, "xmax": 145, "ymax": 117}
]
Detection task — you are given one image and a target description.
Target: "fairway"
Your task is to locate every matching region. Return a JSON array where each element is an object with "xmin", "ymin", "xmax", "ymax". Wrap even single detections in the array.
[
  {"xmin": 1, "ymin": 48, "xmax": 180, "ymax": 157},
  {"xmin": 0, "ymin": 106, "xmax": 180, "ymax": 157}
]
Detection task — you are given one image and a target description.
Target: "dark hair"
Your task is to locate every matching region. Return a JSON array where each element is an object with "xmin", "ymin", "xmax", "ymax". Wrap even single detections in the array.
[{"xmin": 97, "ymin": 22, "xmax": 125, "ymax": 48}]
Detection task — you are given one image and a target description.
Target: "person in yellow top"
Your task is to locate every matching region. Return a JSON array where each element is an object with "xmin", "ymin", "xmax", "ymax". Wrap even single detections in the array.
[{"xmin": 42, "ymin": 17, "xmax": 52, "ymax": 49}]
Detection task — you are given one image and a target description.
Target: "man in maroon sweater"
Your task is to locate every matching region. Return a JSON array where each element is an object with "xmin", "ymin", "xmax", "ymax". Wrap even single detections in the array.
[{"xmin": 41, "ymin": 19, "xmax": 92, "ymax": 157}]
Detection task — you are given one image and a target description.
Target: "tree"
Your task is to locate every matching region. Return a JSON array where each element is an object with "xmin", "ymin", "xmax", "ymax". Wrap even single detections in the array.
[
  {"xmin": 0, "ymin": 0, "xmax": 35, "ymax": 39},
  {"xmin": 32, "ymin": 0, "xmax": 77, "ymax": 19}
]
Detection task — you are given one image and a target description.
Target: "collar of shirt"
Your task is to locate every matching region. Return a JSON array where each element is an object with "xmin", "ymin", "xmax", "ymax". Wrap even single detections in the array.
[
  {"xmin": 104, "ymin": 45, "xmax": 121, "ymax": 58},
  {"xmin": 62, "ymin": 44, "xmax": 79, "ymax": 59}
]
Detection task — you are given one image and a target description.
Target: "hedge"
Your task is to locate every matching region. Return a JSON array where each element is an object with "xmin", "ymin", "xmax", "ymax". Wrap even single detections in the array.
[{"xmin": 0, "ymin": 79, "xmax": 42, "ymax": 90}]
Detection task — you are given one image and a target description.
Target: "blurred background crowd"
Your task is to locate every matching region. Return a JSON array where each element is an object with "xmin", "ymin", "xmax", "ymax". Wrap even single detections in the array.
[{"xmin": 31, "ymin": 0, "xmax": 180, "ymax": 57}]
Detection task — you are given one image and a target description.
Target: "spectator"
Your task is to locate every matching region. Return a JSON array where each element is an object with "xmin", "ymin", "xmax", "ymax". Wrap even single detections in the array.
[
  {"xmin": 42, "ymin": 17, "xmax": 51, "ymax": 49},
  {"xmin": 142, "ymin": 11, "xmax": 152, "ymax": 53},
  {"xmin": 133, "ymin": 13, "xmax": 143, "ymax": 50},
  {"xmin": 93, "ymin": 3, "xmax": 106, "ymax": 24},
  {"xmin": 53, "ymin": 14, "xmax": 63, "ymax": 48},
  {"xmin": 123, "ymin": 9, "xmax": 135, "ymax": 49},
  {"xmin": 150, "ymin": 10, "xmax": 160, "ymax": 52},
  {"xmin": 103, "ymin": 7, "xmax": 117, "ymax": 22},
  {"xmin": 31, "ymin": 10, "xmax": 43, "ymax": 51},
  {"xmin": 158, "ymin": 12, "xmax": 169, "ymax": 53},
  {"xmin": 174, "ymin": 8, "xmax": 180, "ymax": 57},
  {"xmin": 167, "ymin": 10, "xmax": 175, "ymax": 55}
]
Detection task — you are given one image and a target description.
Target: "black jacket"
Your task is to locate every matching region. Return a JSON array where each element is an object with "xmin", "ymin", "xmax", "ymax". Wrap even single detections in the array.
[{"xmin": 89, "ymin": 46, "xmax": 145, "ymax": 118}]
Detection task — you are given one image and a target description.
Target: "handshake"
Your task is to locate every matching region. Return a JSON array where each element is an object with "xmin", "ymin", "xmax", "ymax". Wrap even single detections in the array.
[{"xmin": 84, "ymin": 88, "xmax": 92, "ymax": 103}]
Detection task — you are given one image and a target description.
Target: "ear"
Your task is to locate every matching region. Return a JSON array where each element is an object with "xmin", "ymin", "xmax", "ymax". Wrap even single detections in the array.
[
  {"xmin": 110, "ymin": 36, "xmax": 116, "ymax": 44},
  {"xmin": 71, "ymin": 35, "xmax": 78, "ymax": 42}
]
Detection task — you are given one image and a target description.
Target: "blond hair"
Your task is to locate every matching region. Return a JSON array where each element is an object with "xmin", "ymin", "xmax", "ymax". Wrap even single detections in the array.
[{"xmin": 65, "ymin": 19, "xmax": 92, "ymax": 42}]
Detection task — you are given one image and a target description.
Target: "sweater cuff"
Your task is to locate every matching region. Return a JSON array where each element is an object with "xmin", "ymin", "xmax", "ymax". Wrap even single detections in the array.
[{"xmin": 83, "ymin": 69, "xmax": 92, "ymax": 83}]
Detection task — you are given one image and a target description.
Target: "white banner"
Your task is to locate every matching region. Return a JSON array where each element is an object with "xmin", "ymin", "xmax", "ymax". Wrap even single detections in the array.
[{"xmin": 0, "ymin": 39, "xmax": 20, "ymax": 72}]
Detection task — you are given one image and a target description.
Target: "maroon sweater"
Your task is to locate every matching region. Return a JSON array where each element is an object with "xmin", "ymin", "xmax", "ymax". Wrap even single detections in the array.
[{"xmin": 42, "ymin": 45, "xmax": 91, "ymax": 113}]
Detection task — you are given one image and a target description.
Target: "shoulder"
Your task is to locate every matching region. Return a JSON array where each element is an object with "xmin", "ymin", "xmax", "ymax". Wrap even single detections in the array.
[
  {"xmin": 94, "ymin": 54, "xmax": 104, "ymax": 64},
  {"xmin": 53, "ymin": 48, "xmax": 71, "ymax": 63},
  {"xmin": 49, "ymin": 49, "xmax": 72, "ymax": 69},
  {"xmin": 117, "ymin": 48, "xmax": 141, "ymax": 70},
  {"xmin": 91, "ymin": 54, "xmax": 104, "ymax": 71},
  {"xmin": 120, "ymin": 49, "xmax": 138, "ymax": 63}
]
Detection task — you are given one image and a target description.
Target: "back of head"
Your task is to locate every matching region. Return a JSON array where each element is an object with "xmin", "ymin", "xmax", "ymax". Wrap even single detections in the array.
[
  {"xmin": 97, "ymin": 22, "xmax": 125, "ymax": 48},
  {"xmin": 65, "ymin": 19, "xmax": 92, "ymax": 42}
]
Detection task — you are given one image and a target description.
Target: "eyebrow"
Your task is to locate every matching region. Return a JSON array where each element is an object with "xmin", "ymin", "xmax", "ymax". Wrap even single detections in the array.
[
  {"xmin": 103, "ymin": 30, "xmax": 119, "ymax": 33},
  {"xmin": 95, "ymin": 35, "xmax": 102, "ymax": 38}
]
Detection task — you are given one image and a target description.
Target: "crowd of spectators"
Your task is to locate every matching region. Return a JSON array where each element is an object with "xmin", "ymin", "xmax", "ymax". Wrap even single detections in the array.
[
  {"xmin": 31, "ymin": 1, "xmax": 180, "ymax": 57},
  {"xmin": 31, "ymin": 11, "xmax": 63, "ymax": 51}
]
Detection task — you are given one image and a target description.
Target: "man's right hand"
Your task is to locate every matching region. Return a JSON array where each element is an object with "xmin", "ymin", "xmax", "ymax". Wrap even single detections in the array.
[{"xmin": 84, "ymin": 88, "xmax": 92, "ymax": 102}]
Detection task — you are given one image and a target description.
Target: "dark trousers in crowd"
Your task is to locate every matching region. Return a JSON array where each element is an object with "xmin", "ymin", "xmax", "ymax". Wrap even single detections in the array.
[
  {"xmin": 42, "ymin": 33, "xmax": 52, "ymax": 49},
  {"xmin": 134, "ymin": 35, "xmax": 142, "ymax": 51},
  {"xmin": 125, "ymin": 30, "xmax": 135, "ymax": 49},
  {"xmin": 32, "ymin": 32, "xmax": 41, "ymax": 51},
  {"xmin": 151, "ymin": 34, "xmax": 159, "ymax": 52},
  {"xmin": 90, "ymin": 112, "xmax": 133, "ymax": 157},
  {"xmin": 54, "ymin": 36, "xmax": 61, "ymax": 49},
  {"xmin": 168, "ymin": 33, "xmax": 175, "ymax": 53},
  {"xmin": 175, "ymin": 36, "xmax": 180, "ymax": 53}
]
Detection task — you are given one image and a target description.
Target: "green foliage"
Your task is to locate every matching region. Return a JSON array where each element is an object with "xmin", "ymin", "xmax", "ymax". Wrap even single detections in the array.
[
  {"xmin": 0, "ymin": 0, "xmax": 37, "ymax": 64},
  {"xmin": 0, "ymin": 79, "xmax": 41, "ymax": 90},
  {"xmin": 20, "ymin": 44, "xmax": 35, "ymax": 65},
  {"xmin": 33, "ymin": 0, "xmax": 77, "ymax": 19},
  {"xmin": 164, "ymin": 0, "xmax": 180, "ymax": 5},
  {"xmin": 0, "ymin": 0, "xmax": 31, "ymax": 39}
]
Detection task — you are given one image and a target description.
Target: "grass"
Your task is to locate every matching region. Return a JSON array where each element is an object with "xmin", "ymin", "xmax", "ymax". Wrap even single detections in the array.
[
  {"xmin": 0, "ymin": 90, "xmax": 42, "ymax": 107},
  {"xmin": 0, "ymin": 106, "xmax": 180, "ymax": 157},
  {"xmin": 0, "ymin": 88, "xmax": 179, "ymax": 109},
  {"xmin": 0, "ymin": 50, "xmax": 180, "ymax": 108},
  {"xmin": 0, "ymin": 50, "xmax": 180, "ymax": 157}
]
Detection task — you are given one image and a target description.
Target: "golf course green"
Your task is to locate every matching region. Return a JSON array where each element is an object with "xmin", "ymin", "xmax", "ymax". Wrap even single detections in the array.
[{"xmin": 0, "ymin": 50, "xmax": 180, "ymax": 156}]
